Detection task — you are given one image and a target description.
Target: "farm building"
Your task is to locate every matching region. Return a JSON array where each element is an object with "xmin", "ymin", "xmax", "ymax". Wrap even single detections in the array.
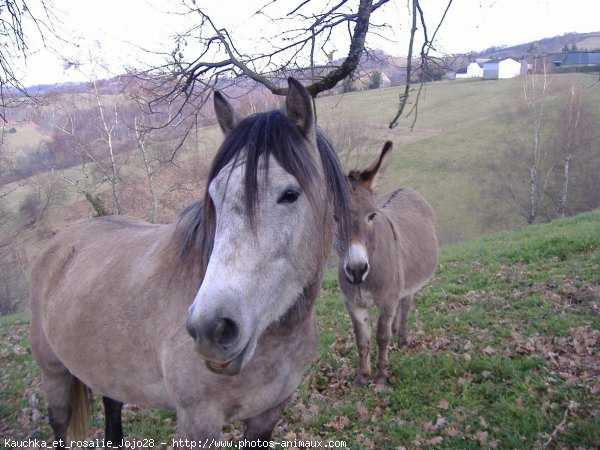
[
  {"xmin": 482, "ymin": 58, "xmax": 522, "ymax": 79},
  {"xmin": 552, "ymin": 51, "xmax": 600, "ymax": 68},
  {"xmin": 455, "ymin": 60, "xmax": 487, "ymax": 79}
]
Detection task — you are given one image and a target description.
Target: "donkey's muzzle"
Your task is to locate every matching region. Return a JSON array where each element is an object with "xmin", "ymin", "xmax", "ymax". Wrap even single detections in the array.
[
  {"xmin": 344, "ymin": 243, "xmax": 370, "ymax": 284},
  {"xmin": 345, "ymin": 261, "xmax": 370, "ymax": 285}
]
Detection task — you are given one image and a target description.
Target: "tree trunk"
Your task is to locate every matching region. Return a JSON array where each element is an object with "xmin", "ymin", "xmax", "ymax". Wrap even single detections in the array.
[{"xmin": 135, "ymin": 116, "xmax": 159, "ymax": 223}]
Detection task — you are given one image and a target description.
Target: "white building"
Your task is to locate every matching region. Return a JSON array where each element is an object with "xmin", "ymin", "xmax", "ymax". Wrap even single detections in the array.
[
  {"xmin": 482, "ymin": 58, "xmax": 521, "ymax": 79},
  {"xmin": 456, "ymin": 61, "xmax": 485, "ymax": 79}
]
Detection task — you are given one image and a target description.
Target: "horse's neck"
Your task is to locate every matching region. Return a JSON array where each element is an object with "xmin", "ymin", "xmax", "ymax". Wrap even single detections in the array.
[
  {"xmin": 159, "ymin": 222, "xmax": 207, "ymax": 310},
  {"xmin": 265, "ymin": 269, "xmax": 321, "ymax": 336}
]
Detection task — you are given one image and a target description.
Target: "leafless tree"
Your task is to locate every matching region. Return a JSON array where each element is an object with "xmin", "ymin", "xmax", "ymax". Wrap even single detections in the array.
[
  {"xmin": 520, "ymin": 60, "xmax": 550, "ymax": 224},
  {"xmin": 139, "ymin": 0, "xmax": 453, "ymax": 130},
  {"xmin": 0, "ymin": 147, "xmax": 25, "ymax": 199},
  {"xmin": 485, "ymin": 61, "xmax": 554, "ymax": 225},
  {"xmin": 0, "ymin": 169, "xmax": 61, "ymax": 314},
  {"xmin": 485, "ymin": 69, "xmax": 600, "ymax": 226},
  {"xmin": 91, "ymin": 79, "xmax": 124, "ymax": 214},
  {"xmin": 0, "ymin": 0, "xmax": 59, "ymax": 121},
  {"xmin": 552, "ymin": 81, "xmax": 596, "ymax": 218},
  {"xmin": 123, "ymin": 73, "xmax": 206, "ymax": 222},
  {"xmin": 46, "ymin": 96, "xmax": 121, "ymax": 214}
]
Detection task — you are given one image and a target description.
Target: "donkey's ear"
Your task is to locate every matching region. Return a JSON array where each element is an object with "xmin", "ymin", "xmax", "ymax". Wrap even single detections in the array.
[
  {"xmin": 285, "ymin": 77, "xmax": 314, "ymax": 137},
  {"xmin": 361, "ymin": 141, "xmax": 393, "ymax": 191},
  {"xmin": 214, "ymin": 91, "xmax": 242, "ymax": 135}
]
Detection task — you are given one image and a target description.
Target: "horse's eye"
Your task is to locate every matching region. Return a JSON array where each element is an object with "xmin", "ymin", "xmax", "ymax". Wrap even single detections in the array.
[
  {"xmin": 277, "ymin": 189, "xmax": 301, "ymax": 204},
  {"xmin": 367, "ymin": 212, "xmax": 377, "ymax": 223}
]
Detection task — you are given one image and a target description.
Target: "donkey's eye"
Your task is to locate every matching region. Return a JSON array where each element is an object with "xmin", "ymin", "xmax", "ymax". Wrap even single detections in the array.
[
  {"xmin": 367, "ymin": 212, "xmax": 377, "ymax": 223},
  {"xmin": 277, "ymin": 188, "xmax": 301, "ymax": 204}
]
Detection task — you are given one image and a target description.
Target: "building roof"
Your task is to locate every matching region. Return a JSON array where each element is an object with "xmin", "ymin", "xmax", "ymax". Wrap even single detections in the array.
[{"xmin": 483, "ymin": 57, "xmax": 520, "ymax": 65}]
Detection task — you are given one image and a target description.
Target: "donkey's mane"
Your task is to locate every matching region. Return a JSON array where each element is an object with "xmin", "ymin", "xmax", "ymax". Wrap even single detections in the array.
[{"xmin": 175, "ymin": 109, "xmax": 349, "ymax": 271}]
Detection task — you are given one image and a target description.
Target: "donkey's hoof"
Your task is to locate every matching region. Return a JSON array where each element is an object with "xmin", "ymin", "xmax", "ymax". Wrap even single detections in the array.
[
  {"xmin": 398, "ymin": 336, "xmax": 409, "ymax": 348},
  {"xmin": 374, "ymin": 371, "xmax": 389, "ymax": 385},
  {"xmin": 353, "ymin": 374, "xmax": 370, "ymax": 387}
]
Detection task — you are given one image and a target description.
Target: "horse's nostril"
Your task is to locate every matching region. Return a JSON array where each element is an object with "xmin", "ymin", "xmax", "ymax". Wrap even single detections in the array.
[
  {"xmin": 212, "ymin": 318, "xmax": 239, "ymax": 349},
  {"xmin": 186, "ymin": 317, "xmax": 198, "ymax": 340}
]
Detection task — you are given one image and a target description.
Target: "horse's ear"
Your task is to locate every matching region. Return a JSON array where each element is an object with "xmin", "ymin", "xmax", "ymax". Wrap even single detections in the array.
[
  {"xmin": 214, "ymin": 91, "xmax": 242, "ymax": 135},
  {"xmin": 285, "ymin": 77, "xmax": 314, "ymax": 137},
  {"xmin": 361, "ymin": 141, "xmax": 393, "ymax": 191}
]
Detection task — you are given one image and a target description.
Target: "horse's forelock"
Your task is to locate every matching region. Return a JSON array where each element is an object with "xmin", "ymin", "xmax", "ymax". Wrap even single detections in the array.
[
  {"xmin": 316, "ymin": 130, "xmax": 350, "ymax": 253},
  {"xmin": 209, "ymin": 110, "xmax": 321, "ymax": 225}
]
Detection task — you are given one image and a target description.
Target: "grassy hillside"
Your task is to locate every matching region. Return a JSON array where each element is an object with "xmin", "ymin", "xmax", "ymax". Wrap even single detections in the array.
[
  {"xmin": 475, "ymin": 31, "xmax": 600, "ymax": 58},
  {"xmin": 317, "ymin": 73, "xmax": 600, "ymax": 243},
  {"xmin": 1, "ymin": 73, "xmax": 599, "ymax": 315},
  {"xmin": 2, "ymin": 211, "xmax": 598, "ymax": 448},
  {"xmin": 4, "ymin": 74, "xmax": 598, "ymax": 242},
  {"xmin": 1, "ymin": 124, "xmax": 49, "ymax": 158}
]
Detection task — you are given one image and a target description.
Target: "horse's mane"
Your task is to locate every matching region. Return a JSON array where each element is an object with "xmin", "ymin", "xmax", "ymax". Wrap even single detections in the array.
[{"xmin": 175, "ymin": 109, "xmax": 349, "ymax": 273}]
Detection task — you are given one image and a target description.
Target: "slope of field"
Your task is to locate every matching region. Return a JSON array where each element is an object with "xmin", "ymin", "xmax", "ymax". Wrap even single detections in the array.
[
  {"xmin": 2, "ymin": 72, "xmax": 599, "ymax": 315},
  {"xmin": 1, "ymin": 124, "xmax": 49, "ymax": 158},
  {"xmin": 317, "ymin": 73, "xmax": 600, "ymax": 243},
  {"xmin": 475, "ymin": 31, "xmax": 600, "ymax": 58},
  {"xmin": 1, "ymin": 210, "xmax": 598, "ymax": 448}
]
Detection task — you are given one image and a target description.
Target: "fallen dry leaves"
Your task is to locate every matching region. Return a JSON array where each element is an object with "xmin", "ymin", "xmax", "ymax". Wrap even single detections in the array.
[{"xmin": 515, "ymin": 325, "xmax": 600, "ymax": 386}]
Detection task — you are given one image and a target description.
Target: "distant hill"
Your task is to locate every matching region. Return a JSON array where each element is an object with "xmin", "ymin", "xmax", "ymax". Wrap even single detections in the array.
[{"xmin": 476, "ymin": 31, "xmax": 600, "ymax": 59}]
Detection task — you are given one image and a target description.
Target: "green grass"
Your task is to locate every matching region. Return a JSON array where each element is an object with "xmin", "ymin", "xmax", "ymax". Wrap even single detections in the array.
[
  {"xmin": 317, "ymin": 73, "xmax": 600, "ymax": 243},
  {"xmin": 1, "ymin": 211, "xmax": 599, "ymax": 448}
]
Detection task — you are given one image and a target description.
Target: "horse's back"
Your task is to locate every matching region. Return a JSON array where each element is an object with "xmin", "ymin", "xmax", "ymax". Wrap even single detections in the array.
[
  {"xmin": 30, "ymin": 216, "xmax": 166, "ymax": 308},
  {"xmin": 378, "ymin": 188, "xmax": 438, "ymax": 293}
]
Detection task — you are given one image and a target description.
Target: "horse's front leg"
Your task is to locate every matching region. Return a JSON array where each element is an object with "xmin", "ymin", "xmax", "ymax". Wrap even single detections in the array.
[
  {"xmin": 346, "ymin": 303, "xmax": 372, "ymax": 386},
  {"xmin": 175, "ymin": 407, "xmax": 225, "ymax": 449},
  {"xmin": 103, "ymin": 396, "xmax": 123, "ymax": 447},
  {"xmin": 374, "ymin": 305, "xmax": 395, "ymax": 385},
  {"xmin": 243, "ymin": 394, "xmax": 292, "ymax": 445}
]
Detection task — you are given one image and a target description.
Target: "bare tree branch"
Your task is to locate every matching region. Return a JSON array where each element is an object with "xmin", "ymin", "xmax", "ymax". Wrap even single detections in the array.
[
  {"xmin": 178, "ymin": 0, "xmax": 388, "ymax": 98},
  {"xmin": 388, "ymin": 0, "xmax": 454, "ymax": 129},
  {"xmin": 0, "ymin": 0, "xmax": 59, "ymax": 121}
]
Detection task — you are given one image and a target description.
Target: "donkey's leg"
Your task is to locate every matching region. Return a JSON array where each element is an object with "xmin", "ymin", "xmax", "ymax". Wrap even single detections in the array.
[
  {"xmin": 374, "ymin": 305, "xmax": 396, "ymax": 385},
  {"xmin": 243, "ymin": 394, "xmax": 292, "ymax": 444},
  {"xmin": 103, "ymin": 396, "xmax": 124, "ymax": 447},
  {"xmin": 391, "ymin": 300, "xmax": 402, "ymax": 336},
  {"xmin": 396, "ymin": 295, "xmax": 413, "ymax": 347},
  {"xmin": 346, "ymin": 304, "xmax": 372, "ymax": 386},
  {"xmin": 41, "ymin": 369, "xmax": 74, "ymax": 449}
]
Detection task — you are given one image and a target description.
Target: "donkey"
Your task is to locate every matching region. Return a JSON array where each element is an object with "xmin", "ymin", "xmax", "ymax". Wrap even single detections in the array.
[
  {"xmin": 29, "ymin": 78, "xmax": 349, "ymax": 448},
  {"xmin": 337, "ymin": 141, "xmax": 438, "ymax": 386}
]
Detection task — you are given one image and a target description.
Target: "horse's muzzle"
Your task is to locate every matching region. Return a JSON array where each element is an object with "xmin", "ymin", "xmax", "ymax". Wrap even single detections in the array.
[
  {"xmin": 203, "ymin": 340, "xmax": 251, "ymax": 376},
  {"xmin": 186, "ymin": 315, "xmax": 247, "ymax": 375}
]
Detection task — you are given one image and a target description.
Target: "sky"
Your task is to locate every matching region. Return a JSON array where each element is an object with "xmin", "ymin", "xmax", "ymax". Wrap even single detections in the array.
[{"xmin": 13, "ymin": 0, "xmax": 600, "ymax": 87}]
